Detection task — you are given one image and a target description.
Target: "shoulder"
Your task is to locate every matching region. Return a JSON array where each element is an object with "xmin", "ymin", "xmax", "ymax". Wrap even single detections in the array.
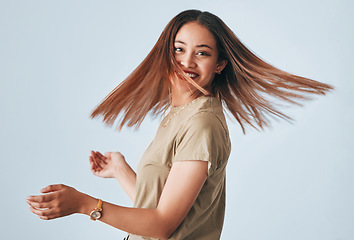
[
  {"xmin": 173, "ymin": 98, "xmax": 231, "ymax": 172},
  {"xmin": 177, "ymin": 108, "xmax": 229, "ymax": 145},
  {"xmin": 185, "ymin": 111, "xmax": 227, "ymax": 133},
  {"xmin": 183, "ymin": 96, "xmax": 229, "ymax": 135}
]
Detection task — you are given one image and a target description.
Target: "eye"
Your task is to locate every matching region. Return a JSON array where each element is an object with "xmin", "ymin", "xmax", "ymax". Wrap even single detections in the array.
[
  {"xmin": 174, "ymin": 47, "xmax": 183, "ymax": 52},
  {"xmin": 197, "ymin": 51, "xmax": 210, "ymax": 56}
]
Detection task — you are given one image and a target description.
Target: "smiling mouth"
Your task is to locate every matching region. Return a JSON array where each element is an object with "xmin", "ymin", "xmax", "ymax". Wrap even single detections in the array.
[{"xmin": 184, "ymin": 72, "xmax": 199, "ymax": 78}]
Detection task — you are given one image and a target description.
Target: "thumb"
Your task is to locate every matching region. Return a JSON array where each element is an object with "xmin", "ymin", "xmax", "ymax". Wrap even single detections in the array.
[{"xmin": 40, "ymin": 184, "xmax": 65, "ymax": 193}]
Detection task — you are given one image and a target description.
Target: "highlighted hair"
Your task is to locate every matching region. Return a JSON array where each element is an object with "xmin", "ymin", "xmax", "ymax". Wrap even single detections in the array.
[{"xmin": 91, "ymin": 10, "xmax": 333, "ymax": 132}]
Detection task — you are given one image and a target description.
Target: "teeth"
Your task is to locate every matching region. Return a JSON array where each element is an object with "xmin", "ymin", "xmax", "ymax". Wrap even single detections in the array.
[{"xmin": 186, "ymin": 73, "xmax": 198, "ymax": 78}]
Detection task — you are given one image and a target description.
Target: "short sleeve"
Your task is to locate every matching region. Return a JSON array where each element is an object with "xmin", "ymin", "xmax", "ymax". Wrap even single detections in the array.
[{"xmin": 173, "ymin": 111, "xmax": 229, "ymax": 176}]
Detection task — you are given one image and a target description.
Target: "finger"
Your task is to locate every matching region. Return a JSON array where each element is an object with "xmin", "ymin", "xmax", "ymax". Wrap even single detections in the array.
[
  {"xmin": 92, "ymin": 170, "xmax": 101, "ymax": 177},
  {"xmin": 90, "ymin": 160, "xmax": 95, "ymax": 170},
  {"xmin": 96, "ymin": 151, "xmax": 107, "ymax": 163},
  {"xmin": 94, "ymin": 152, "xmax": 107, "ymax": 168},
  {"xmin": 26, "ymin": 199, "xmax": 51, "ymax": 209},
  {"xmin": 89, "ymin": 156, "xmax": 99, "ymax": 168},
  {"xmin": 29, "ymin": 206, "xmax": 61, "ymax": 220},
  {"xmin": 40, "ymin": 184, "xmax": 65, "ymax": 193},
  {"xmin": 93, "ymin": 153, "xmax": 106, "ymax": 169},
  {"xmin": 90, "ymin": 151, "xmax": 100, "ymax": 164},
  {"xmin": 90, "ymin": 150, "xmax": 96, "ymax": 157},
  {"xmin": 39, "ymin": 215, "xmax": 58, "ymax": 220},
  {"xmin": 90, "ymin": 151, "xmax": 97, "ymax": 161},
  {"xmin": 29, "ymin": 205, "xmax": 56, "ymax": 217},
  {"xmin": 90, "ymin": 159, "xmax": 102, "ymax": 172},
  {"xmin": 90, "ymin": 160, "xmax": 102, "ymax": 173},
  {"xmin": 90, "ymin": 155, "xmax": 102, "ymax": 169},
  {"xmin": 26, "ymin": 193, "xmax": 56, "ymax": 203}
]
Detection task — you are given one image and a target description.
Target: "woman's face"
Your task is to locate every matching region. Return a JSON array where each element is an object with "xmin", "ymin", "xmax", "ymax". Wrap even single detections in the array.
[{"xmin": 173, "ymin": 21, "xmax": 226, "ymax": 94}]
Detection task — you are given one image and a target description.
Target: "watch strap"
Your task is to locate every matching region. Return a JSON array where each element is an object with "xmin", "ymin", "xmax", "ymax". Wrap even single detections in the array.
[{"xmin": 97, "ymin": 199, "xmax": 103, "ymax": 211}]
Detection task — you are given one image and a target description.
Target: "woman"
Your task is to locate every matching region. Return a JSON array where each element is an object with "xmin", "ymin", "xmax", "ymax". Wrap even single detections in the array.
[{"xmin": 26, "ymin": 10, "xmax": 332, "ymax": 239}]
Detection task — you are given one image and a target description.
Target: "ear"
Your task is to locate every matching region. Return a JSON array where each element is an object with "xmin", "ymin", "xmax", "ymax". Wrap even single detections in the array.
[{"xmin": 215, "ymin": 60, "xmax": 227, "ymax": 74}]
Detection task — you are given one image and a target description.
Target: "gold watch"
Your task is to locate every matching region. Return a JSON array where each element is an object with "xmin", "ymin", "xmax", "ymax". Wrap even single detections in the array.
[{"xmin": 90, "ymin": 199, "xmax": 103, "ymax": 221}]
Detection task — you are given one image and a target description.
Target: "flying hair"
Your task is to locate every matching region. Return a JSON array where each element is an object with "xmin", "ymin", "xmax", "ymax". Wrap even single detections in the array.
[{"xmin": 90, "ymin": 9, "xmax": 333, "ymax": 133}]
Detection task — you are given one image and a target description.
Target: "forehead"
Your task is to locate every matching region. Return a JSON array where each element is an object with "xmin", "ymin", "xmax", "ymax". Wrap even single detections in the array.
[{"xmin": 175, "ymin": 22, "xmax": 216, "ymax": 47}]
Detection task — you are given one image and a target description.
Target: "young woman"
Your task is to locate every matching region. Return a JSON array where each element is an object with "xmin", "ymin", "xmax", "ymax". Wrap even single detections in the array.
[{"xmin": 26, "ymin": 10, "xmax": 333, "ymax": 240}]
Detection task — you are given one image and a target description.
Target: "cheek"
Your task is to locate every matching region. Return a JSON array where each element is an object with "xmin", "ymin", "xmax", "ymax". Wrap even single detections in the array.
[
  {"xmin": 174, "ymin": 54, "xmax": 180, "ymax": 62},
  {"xmin": 199, "ymin": 66, "xmax": 217, "ymax": 85},
  {"xmin": 202, "ymin": 62, "xmax": 217, "ymax": 76}
]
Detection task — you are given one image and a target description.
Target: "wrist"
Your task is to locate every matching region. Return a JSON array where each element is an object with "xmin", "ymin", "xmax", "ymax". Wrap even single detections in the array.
[
  {"xmin": 114, "ymin": 160, "xmax": 130, "ymax": 179},
  {"xmin": 78, "ymin": 193, "xmax": 97, "ymax": 216}
]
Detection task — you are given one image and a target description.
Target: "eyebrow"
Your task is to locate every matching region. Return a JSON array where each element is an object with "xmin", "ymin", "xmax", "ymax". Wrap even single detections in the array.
[{"xmin": 175, "ymin": 40, "xmax": 213, "ymax": 50}]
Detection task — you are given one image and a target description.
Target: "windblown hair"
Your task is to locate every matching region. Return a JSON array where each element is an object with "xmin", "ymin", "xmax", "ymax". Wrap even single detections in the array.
[{"xmin": 91, "ymin": 10, "xmax": 333, "ymax": 132}]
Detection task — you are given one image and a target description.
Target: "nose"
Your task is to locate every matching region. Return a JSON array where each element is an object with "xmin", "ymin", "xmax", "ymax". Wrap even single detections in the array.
[{"xmin": 178, "ymin": 53, "xmax": 196, "ymax": 68}]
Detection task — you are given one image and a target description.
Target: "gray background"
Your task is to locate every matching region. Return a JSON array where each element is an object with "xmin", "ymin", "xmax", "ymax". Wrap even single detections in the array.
[{"xmin": 1, "ymin": 0, "xmax": 353, "ymax": 239}]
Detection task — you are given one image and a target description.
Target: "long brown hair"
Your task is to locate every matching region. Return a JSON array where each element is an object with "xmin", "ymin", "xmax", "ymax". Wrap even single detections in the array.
[{"xmin": 91, "ymin": 10, "xmax": 333, "ymax": 132}]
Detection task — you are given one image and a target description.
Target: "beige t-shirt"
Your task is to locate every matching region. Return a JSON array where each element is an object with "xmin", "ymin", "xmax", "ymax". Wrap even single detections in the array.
[{"xmin": 129, "ymin": 96, "xmax": 231, "ymax": 240}]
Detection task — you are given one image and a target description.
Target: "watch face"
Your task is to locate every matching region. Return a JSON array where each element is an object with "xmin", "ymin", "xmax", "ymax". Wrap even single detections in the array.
[{"xmin": 91, "ymin": 210, "xmax": 101, "ymax": 220}]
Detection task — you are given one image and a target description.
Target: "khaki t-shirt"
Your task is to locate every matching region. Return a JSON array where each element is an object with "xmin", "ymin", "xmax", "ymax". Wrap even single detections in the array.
[{"xmin": 129, "ymin": 96, "xmax": 231, "ymax": 240}]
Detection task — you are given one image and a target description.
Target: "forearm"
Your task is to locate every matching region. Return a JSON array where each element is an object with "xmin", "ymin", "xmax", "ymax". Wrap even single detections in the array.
[
  {"xmin": 115, "ymin": 163, "xmax": 136, "ymax": 202},
  {"xmin": 27, "ymin": 162, "xmax": 207, "ymax": 238},
  {"xmin": 80, "ymin": 195, "xmax": 172, "ymax": 239}
]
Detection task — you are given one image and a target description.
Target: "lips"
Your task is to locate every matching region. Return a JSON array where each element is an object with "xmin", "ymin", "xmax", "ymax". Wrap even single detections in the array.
[{"xmin": 184, "ymin": 70, "xmax": 199, "ymax": 79}]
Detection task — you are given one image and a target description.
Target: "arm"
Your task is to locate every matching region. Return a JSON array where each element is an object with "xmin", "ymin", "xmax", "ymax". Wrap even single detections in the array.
[
  {"xmin": 90, "ymin": 151, "xmax": 136, "ymax": 201},
  {"xmin": 26, "ymin": 160, "xmax": 208, "ymax": 239}
]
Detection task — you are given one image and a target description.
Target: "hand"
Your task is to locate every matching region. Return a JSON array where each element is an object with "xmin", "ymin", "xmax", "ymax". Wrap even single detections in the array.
[
  {"xmin": 89, "ymin": 151, "xmax": 126, "ymax": 179},
  {"xmin": 26, "ymin": 184, "xmax": 87, "ymax": 220}
]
